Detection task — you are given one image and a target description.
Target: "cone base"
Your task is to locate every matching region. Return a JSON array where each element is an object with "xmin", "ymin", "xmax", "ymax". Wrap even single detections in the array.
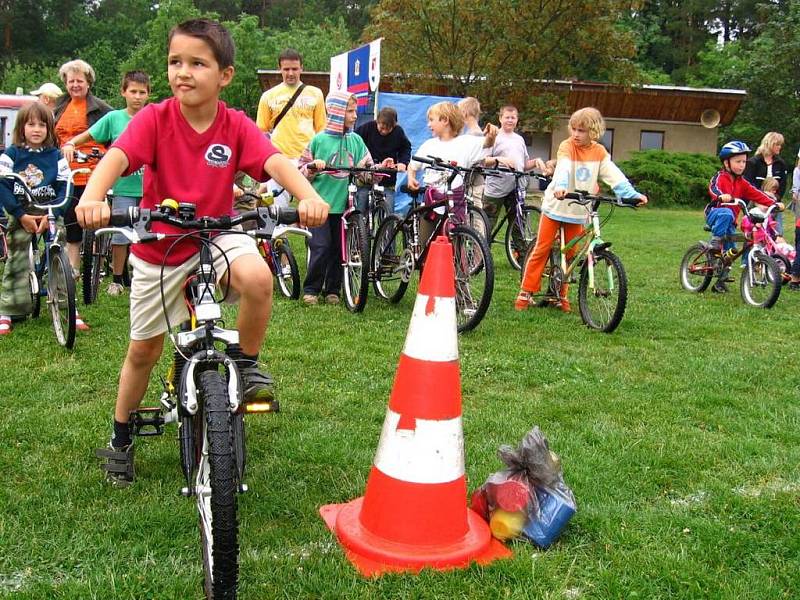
[{"xmin": 320, "ymin": 498, "xmax": 511, "ymax": 576}]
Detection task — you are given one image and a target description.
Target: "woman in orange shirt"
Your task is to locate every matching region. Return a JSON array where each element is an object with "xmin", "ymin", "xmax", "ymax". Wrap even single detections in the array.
[{"xmin": 53, "ymin": 59, "xmax": 112, "ymax": 281}]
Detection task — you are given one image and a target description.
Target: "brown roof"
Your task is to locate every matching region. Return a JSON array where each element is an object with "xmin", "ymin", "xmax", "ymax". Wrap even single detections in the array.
[{"xmin": 256, "ymin": 71, "xmax": 745, "ymax": 126}]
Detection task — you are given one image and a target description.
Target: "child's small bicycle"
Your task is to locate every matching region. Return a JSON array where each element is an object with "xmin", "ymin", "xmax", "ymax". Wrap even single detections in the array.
[
  {"xmin": 96, "ymin": 200, "xmax": 303, "ymax": 599},
  {"xmin": 1, "ymin": 169, "xmax": 87, "ymax": 348},
  {"xmin": 521, "ymin": 191, "xmax": 639, "ymax": 333},
  {"xmin": 679, "ymin": 199, "xmax": 783, "ymax": 308}
]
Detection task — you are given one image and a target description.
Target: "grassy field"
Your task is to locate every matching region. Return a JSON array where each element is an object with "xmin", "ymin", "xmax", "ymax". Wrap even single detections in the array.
[{"xmin": 0, "ymin": 208, "xmax": 798, "ymax": 599}]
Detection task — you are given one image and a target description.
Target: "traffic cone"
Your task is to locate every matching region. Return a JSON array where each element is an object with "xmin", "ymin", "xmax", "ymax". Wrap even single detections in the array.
[{"xmin": 320, "ymin": 236, "xmax": 511, "ymax": 576}]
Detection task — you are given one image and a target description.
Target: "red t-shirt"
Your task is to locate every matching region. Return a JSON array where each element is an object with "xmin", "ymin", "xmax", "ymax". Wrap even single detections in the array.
[{"xmin": 113, "ymin": 98, "xmax": 280, "ymax": 265}]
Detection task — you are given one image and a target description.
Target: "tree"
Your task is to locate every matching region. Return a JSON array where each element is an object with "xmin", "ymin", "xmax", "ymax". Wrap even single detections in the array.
[{"xmin": 365, "ymin": 0, "xmax": 641, "ymax": 128}]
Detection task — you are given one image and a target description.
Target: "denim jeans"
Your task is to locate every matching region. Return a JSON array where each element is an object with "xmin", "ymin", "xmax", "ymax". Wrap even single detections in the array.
[
  {"xmin": 303, "ymin": 214, "xmax": 343, "ymax": 296},
  {"xmin": 706, "ymin": 207, "xmax": 736, "ymax": 251}
]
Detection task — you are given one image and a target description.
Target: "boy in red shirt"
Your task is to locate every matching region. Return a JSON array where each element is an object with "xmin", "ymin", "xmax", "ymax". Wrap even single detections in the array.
[
  {"xmin": 77, "ymin": 18, "xmax": 329, "ymax": 485},
  {"xmin": 706, "ymin": 140, "xmax": 782, "ymax": 293}
]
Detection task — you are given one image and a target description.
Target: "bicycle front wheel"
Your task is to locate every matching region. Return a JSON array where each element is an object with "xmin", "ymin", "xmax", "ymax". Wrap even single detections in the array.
[
  {"xmin": 48, "ymin": 247, "xmax": 76, "ymax": 348},
  {"xmin": 451, "ymin": 225, "xmax": 493, "ymax": 332},
  {"xmin": 578, "ymin": 249, "xmax": 627, "ymax": 333},
  {"xmin": 196, "ymin": 370, "xmax": 239, "ymax": 600},
  {"xmin": 274, "ymin": 240, "xmax": 300, "ymax": 300},
  {"xmin": 679, "ymin": 243, "xmax": 714, "ymax": 293},
  {"xmin": 740, "ymin": 252, "xmax": 781, "ymax": 308},
  {"xmin": 372, "ymin": 215, "xmax": 410, "ymax": 303},
  {"xmin": 505, "ymin": 206, "xmax": 541, "ymax": 271},
  {"xmin": 29, "ymin": 238, "xmax": 42, "ymax": 318},
  {"xmin": 342, "ymin": 213, "xmax": 370, "ymax": 312}
]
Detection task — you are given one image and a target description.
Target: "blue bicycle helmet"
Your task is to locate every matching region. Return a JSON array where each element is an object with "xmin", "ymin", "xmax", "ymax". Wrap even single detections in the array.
[{"xmin": 719, "ymin": 140, "xmax": 751, "ymax": 161}]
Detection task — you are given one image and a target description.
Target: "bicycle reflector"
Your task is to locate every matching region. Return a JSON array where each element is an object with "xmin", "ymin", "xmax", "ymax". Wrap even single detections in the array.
[{"xmin": 244, "ymin": 399, "xmax": 278, "ymax": 413}]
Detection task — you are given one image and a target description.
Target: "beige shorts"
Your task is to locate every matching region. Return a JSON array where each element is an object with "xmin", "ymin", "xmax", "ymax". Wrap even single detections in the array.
[{"xmin": 129, "ymin": 232, "xmax": 260, "ymax": 340}]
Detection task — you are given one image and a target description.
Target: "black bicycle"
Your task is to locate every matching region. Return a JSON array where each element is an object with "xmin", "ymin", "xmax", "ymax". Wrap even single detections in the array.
[
  {"xmin": 372, "ymin": 155, "xmax": 494, "ymax": 332},
  {"xmin": 75, "ymin": 147, "xmax": 113, "ymax": 304},
  {"xmin": 98, "ymin": 201, "xmax": 298, "ymax": 599}
]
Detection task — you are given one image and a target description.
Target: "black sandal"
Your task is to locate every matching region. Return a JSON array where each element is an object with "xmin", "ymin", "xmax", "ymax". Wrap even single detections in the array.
[{"xmin": 95, "ymin": 443, "xmax": 135, "ymax": 487}]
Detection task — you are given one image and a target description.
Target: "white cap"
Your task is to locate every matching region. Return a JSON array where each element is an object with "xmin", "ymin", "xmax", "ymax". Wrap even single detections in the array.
[{"xmin": 30, "ymin": 82, "xmax": 63, "ymax": 98}]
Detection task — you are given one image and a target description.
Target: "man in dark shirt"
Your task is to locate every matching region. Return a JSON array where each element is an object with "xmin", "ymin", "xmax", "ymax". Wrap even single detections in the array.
[{"xmin": 355, "ymin": 107, "xmax": 412, "ymax": 214}]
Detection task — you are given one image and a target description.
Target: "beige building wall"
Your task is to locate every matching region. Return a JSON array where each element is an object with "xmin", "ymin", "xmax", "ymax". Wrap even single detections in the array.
[{"xmin": 546, "ymin": 118, "xmax": 719, "ymax": 161}]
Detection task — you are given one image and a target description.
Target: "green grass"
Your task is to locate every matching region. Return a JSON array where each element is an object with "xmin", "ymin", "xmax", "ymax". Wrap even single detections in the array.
[{"xmin": 1, "ymin": 208, "xmax": 798, "ymax": 599}]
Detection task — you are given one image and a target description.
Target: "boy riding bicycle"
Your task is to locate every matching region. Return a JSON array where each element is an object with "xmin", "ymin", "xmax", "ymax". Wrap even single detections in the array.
[
  {"xmin": 706, "ymin": 140, "xmax": 782, "ymax": 293},
  {"xmin": 76, "ymin": 18, "xmax": 328, "ymax": 485}
]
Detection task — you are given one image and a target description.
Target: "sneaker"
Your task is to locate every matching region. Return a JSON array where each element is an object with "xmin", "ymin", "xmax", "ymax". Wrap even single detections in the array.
[
  {"xmin": 240, "ymin": 364, "xmax": 276, "ymax": 405},
  {"xmin": 95, "ymin": 442, "xmax": 135, "ymax": 487},
  {"xmin": 107, "ymin": 282, "xmax": 125, "ymax": 296},
  {"xmin": 75, "ymin": 312, "xmax": 90, "ymax": 331},
  {"xmin": 325, "ymin": 293, "xmax": 340, "ymax": 305},
  {"xmin": 0, "ymin": 315, "xmax": 11, "ymax": 335},
  {"xmin": 557, "ymin": 300, "xmax": 571, "ymax": 313},
  {"xmin": 788, "ymin": 281, "xmax": 800, "ymax": 291},
  {"xmin": 302, "ymin": 294, "xmax": 318, "ymax": 305},
  {"xmin": 712, "ymin": 281, "xmax": 729, "ymax": 294},
  {"xmin": 514, "ymin": 291, "xmax": 532, "ymax": 311},
  {"xmin": 708, "ymin": 237, "xmax": 723, "ymax": 253}
]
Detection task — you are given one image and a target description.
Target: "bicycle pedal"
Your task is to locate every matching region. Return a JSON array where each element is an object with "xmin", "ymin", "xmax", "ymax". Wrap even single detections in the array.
[
  {"xmin": 131, "ymin": 407, "xmax": 166, "ymax": 436},
  {"xmin": 243, "ymin": 398, "xmax": 280, "ymax": 414}
]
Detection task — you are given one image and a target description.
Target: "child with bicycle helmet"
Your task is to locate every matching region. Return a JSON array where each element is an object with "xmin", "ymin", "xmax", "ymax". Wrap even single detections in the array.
[
  {"xmin": 706, "ymin": 140, "xmax": 782, "ymax": 293},
  {"xmin": 0, "ymin": 102, "xmax": 69, "ymax": 335}
]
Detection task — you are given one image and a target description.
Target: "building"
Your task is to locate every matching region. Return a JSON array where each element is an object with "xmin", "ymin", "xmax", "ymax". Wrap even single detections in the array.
[{"xmin": 256, "ymin": 70, "xmax": 745, "ymax": 160}]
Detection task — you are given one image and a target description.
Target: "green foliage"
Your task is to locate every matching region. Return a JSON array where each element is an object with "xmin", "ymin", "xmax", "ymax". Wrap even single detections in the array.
[
  {"xmin": 0, "ymin": 61, "xmax": 60, "ymax": 96},
  {"xmin": 617, "ymin": 150, "xmax": 720, "ymax": 208}
]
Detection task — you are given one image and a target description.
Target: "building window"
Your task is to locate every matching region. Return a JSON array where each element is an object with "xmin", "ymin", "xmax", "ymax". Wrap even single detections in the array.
[
  {"xmin": 600, "ymin": 129, "xmax": 614, "ymax": 157},
  {"xmin": 640, "ymin": 130, "xmax": 664, "ymax": 151}
]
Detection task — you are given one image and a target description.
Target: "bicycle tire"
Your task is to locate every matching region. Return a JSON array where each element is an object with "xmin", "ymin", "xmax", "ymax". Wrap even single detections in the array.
[
  {"xmin": 29, "ymin": 238, "xmax": 42, "ymax": 318},
  {"xmin": 49, "ymin": 247, "xmax": 76, "ymax": 349},
  {"xmin": 740, "ymin": 252, "xmax": 781, "ymax": 308},
  {"xmin": 372, "ymin": 214, "xmax": 410, "ymax": 303},
  {"xmin": 772, "ymin": 253, "xmax": 791, "ymax": 284},
  {"xmin": 451, "ymin": 225, "xmax": 493, "ymax": 332},
  {"xmin": 467, "ymin": 204, "xmax": 490, "ymax": 241},
  {"xmin": 578, "ymin": 249, "xmax": 627, "ymax": 333},
  {"xmin": 274, "ymin": 240, "xmax": 301, "ymax": 300},
  {"xmin": 196, "ymin": 370, "xmax": 239, "ymax": 600},
  {"xmin": 679, "ymin": 243, "xmax": 714, "ymax": 293},
  {"xmin": 342, "ymin": 213, "xmax": 370, "ymax": 313},
  {"xmin": 370, "ymin": 197, "xmax": 388, "ymax": 241},
  {"xmin": 504, "ymin": 206, "xmax": 541, "ymax": 271},
  {"xmin": 81, "ymin": 230, "xmax": 103, "ymax": 304}
]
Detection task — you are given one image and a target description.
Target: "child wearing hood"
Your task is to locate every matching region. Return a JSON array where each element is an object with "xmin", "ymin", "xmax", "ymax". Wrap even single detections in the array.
[{"xmin": 299, "ymin": 91, "xmax": 373, "ymax": 305}]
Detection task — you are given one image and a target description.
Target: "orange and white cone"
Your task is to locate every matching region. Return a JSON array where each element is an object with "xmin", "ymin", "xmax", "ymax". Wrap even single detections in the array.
[{"xmin": 320, "ymin": 236, "xmax": 511, "ymax": 575}]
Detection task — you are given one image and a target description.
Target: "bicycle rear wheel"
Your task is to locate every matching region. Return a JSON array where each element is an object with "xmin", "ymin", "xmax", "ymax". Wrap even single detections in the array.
[
  {"xmin": 451, "ymin": 225, "xmax": 493, "ymax": 332},
  {"xmin": 578, "ymin": 249, "xmax": 627, "ymax": 333},
  {"xmin": 505, "ymin": 206, "xmax": 540, "ymax": 271},
  {"xmin": 679, "ymin": 243, "xmax": 714, "ymax": 293},
  {"xmin": 342, "ymin": 213, "xmax": 369, "ymax": 312},
  {"xmin": 467, "ymin": 204, "xmax": 490, "ymax": 241},
  {"xmin": 740, "ymin": 252, "xmax": 781, "ymax": 308},
  {"xmin": 196, "ymin": 370, "xmax": 239, "ymax": 600},
  {"xmin": 81, "ymin": 230, "xmax": 105, "ymax": 304},
  {"xmin": 372, "ymin": 215, "xmax": 410, "ymax": 303},
  {"xmin": 273, "ymin": 240, "xmax": 300, "ymax": 300},
  {"xmin": 49, "ymin": 247, "xmax": 76, "ymax": 348}
]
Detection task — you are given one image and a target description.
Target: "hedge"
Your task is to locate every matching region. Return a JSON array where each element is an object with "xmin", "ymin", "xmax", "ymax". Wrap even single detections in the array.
[{"xmin": 615, "ymin": 150, "xmax": 720, "ymax": 209}]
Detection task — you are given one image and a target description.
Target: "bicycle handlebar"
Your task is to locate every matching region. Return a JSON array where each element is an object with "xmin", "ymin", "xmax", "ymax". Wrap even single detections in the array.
[
  {"xmin": 99, "ymin": 203, "xmax": 300, "ymax": 244},
  {"xmin": 2, "ymin": 170, "xmax": 88, "ymax": 212},
  {"xmin": 565, "ymin": 190, "xmax": 640, "ymax": 208}
]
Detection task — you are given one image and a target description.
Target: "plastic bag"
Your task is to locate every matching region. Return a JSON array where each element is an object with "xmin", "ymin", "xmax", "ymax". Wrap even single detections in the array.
[{"xmin": 470, "ymin": 426, "xmax": 576, "ymax": 548}]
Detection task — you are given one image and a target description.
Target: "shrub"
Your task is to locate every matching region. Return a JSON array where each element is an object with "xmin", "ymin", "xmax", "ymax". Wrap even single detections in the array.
[{"xmin": 616, "ymin": 150, "xmax": 720, "ymax": 209}]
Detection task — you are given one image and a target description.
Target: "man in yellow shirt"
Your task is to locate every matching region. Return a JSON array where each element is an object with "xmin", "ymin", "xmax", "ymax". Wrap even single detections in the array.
[
  {"xmin": 257, "ymin": 49, "xmax": 326, "ymax": 157},
  {"xmin": 256, "ymin": 49, "xmax": 326, "ymax": 206}
]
